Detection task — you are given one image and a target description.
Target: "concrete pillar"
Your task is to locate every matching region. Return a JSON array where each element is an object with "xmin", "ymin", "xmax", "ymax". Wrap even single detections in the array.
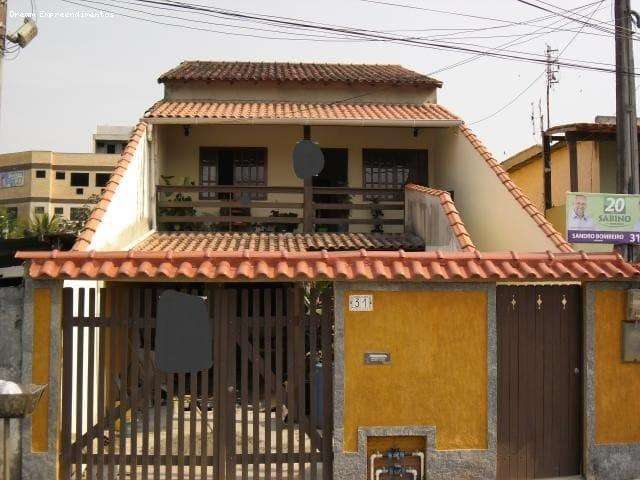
[{"xmin": 20, "ymin": 279, "xmax": 63, "ymax": 480}]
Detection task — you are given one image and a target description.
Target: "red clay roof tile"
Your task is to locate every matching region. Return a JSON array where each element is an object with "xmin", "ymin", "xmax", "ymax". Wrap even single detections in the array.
[
  {"xmin": 158, "ymin": 61, "xmax": 442, "ymax": 87},
  {"xmin": 144, "ymin": 101, "xmax": 460, "ymax": 123},
  {"xmin": 133, "ymin": 232, "xmax": 425, "ymax": 253},
  {"xmin": 15, "ymin": 250, "xmax": 637, "ymax": 281}
]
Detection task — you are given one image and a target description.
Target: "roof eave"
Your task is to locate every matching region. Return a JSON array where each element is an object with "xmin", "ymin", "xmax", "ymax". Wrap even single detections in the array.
[{"xmin": 142, "ymin": 117, "xmax": 462, "ymax": 128}]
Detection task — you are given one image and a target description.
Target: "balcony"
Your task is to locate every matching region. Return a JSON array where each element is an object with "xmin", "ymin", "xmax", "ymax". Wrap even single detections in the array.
[{"xmin": 156, "ymin": 185, "xmax": 405, "ymax": 233}]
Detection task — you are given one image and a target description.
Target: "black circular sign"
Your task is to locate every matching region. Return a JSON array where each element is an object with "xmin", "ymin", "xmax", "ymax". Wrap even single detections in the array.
[{"xmin": 292, "ymin": 139, "xmax": 324, "ymax": 179}]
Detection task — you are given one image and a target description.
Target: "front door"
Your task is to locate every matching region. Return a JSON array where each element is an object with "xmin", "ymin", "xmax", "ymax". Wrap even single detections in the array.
[{"xmin": 497, "ymin": 285, "xmax": 582, "ymax": 479}]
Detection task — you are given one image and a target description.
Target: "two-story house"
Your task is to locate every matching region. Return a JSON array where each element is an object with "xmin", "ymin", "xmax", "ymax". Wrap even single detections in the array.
[{"xmin": 15, "ymin": 62, "xmax": 640, "ymax": 480}]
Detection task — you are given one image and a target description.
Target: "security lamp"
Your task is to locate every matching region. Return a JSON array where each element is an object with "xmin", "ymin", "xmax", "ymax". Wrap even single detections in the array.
[{"xmin": 7, "ymin": 17, "xmax": 38, "ymax": 48}]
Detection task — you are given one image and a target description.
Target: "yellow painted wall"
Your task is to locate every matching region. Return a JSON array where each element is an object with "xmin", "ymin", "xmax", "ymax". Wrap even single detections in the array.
[
  {"xmin": 594, "ymin": 290, "xmax": 640, "ymax": 444},
  {"xmin": 32, "ymin": 288, "xmax": 52, "ymax": 453},
  {"xmin": 550, "ymin": 141, "xmax": 599, "ymax": 207},
  {"xmin": 507, "ymin": 157, "xmax": 545, "ymax": 213},
  {"xmin": 343, "ymin": 290, "xmax": 488, "ymax": 452},
  {"xmin": 157, "ymin": 124, "xmax": 432, "ymax": 233}
]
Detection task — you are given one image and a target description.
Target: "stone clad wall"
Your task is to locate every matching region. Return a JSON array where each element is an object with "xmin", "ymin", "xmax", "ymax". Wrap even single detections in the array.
[{"xmin": 0, "ymin": 285, "xmax": 25, "ymax": 480}]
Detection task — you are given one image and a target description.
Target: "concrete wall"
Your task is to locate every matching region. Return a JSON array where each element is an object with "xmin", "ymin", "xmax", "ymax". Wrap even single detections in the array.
[
  {"xmin": 333, "ymin": 283, "xmax": 496, "ymax": 480},
  {"xmin": 0, "ymin": 151, "xmax": 119, "ymax": 222},
  {"xmin": 404, "ymin": 188, "xmax": 460, "ymax": 250},
  {"xmin": 428, "ymin": 128, "xmax": 559, "ymax": 252},
  {"xmin": 89, "ymin": 131, "xmax": 152, "ymax": 250},
  {"xmin": 19, "ymin": 280, "xmax": 63, "ymax": 480},
  {"xmin": 164, "ymin": 80, "xmax": 438, "ymax": 105},
  {"xmin": 549, "ymin": 141, "xmax": 600, "ymax": 207},
  {"xmin": 0, "ymin": 286, "xmax": 24, "ymax": 480}
]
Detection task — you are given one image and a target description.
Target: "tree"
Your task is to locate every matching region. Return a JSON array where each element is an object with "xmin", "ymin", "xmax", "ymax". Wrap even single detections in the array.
[
  {"xmin": 23, "ymin": 212, "xmax": 63, "ymax": 241},
  {"xmin": 61, "ymin": 194, "xmax": 101, "ymax": 235}
]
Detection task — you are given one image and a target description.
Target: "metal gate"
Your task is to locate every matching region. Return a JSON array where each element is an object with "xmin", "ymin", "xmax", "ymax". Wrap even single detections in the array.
[
  {"xmin": 60, "ymin": 284, "xmax": 334, "ymax": 480},
  {"xmin": 496, "ymin": 285, "xmax": 582, "ymax": 479}
]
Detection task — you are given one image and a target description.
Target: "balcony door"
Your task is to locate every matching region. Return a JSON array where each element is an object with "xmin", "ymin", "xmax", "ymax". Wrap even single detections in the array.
[
  {"xmin": 313, "ymin": 148, "xmax": 349, "ymax": 232},
  {"xmin": 199, "ymin": 147, "xmax": 267, "ymax": 200}
]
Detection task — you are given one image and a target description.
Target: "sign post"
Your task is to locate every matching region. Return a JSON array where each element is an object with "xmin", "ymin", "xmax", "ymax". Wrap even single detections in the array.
[{"xmin": 566, "ymin": 192, "xmax": 640, "ymax": 245}]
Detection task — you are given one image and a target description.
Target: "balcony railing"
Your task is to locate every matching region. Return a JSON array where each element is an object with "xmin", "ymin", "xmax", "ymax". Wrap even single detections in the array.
[{"xmin": 156, "ymin": 185, "xmax": 405, "ymax": 233}]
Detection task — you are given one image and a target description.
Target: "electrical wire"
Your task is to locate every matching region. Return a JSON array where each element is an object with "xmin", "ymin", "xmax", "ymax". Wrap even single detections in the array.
[
  {"xmin": 514, "ymin": 0, "xmax": 635, "ymax": 37},
  {"xmin": 469, "ymin": 0, "xmax": 604, "ymax": 125},
  {"xmin": 63, "ymin": 0, "xmax": 632, "ymax": 75},
  {"xmin": 69, "ymin": 0, "xmax": 372, "ymax": 42}
]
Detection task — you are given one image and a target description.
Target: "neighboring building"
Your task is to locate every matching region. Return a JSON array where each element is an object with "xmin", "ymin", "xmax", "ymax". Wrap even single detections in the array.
[
  {"xmin": 503, "ymin": 116, "xmax": 619, "ymax": 251},
  {"xmin": 15, "ymin": 62, "xmax": 640, "ymax": 480},
  {"xmin": 0, "ymin": 150, "xmax": 120, "ymax": 223},
  {"xmin": 92, "ymin": 125, "xmax": 132, "ymax": 154}
]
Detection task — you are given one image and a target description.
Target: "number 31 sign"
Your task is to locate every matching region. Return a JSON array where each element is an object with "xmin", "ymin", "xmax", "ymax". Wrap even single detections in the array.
[{"xmin": 349, "ymin": 294, "xmax": 374, "ymax": 312}]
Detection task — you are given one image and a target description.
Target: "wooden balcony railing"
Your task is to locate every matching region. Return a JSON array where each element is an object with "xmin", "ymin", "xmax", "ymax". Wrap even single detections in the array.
[{"xmin": 156, "ymin": 185, "xmax": 405, "ymax": 233}]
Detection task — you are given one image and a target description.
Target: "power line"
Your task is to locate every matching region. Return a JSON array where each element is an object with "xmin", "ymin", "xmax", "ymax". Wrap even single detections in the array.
[
  {"xmin": 469, "ymin": 0, "xmax": 604, "ymax": 125},
  {"xmin": 514, "ymin": 0, "xmax": 634, "ymax": 37},
  {"xmin": 64, "ymin": 0, "xmax": 634, "ymax": 75}
]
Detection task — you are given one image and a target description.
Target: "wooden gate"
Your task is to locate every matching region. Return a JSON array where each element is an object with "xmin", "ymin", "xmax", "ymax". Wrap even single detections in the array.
[
  {"xmin": 60, "ymin": 284, "xmax": 334, "ymax": 480},
  {"xmin": 496, "ymin": 285, "xmax": 582, "ymax": 480}
]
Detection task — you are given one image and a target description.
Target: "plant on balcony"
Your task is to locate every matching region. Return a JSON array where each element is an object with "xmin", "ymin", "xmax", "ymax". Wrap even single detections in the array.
[
  {"xmin": 313, "ymin": 179, "xmax": 351, "ymax": 233},
  {"xmin": 266, "ymin": 210, "xmax": 298, "ymax": 233},
  {"xmin": 158, "ymin": 175, "xmax": 203, "ymax": 231},
  {"xmin": 370, "ymin": 197, "xmax": 384, "ymax": 233}
]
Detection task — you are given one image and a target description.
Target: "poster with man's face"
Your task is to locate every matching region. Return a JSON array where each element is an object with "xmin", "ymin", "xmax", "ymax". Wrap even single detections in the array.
[{"xmin": 566, "ymin": 192, "xmax": 640, "ymax": 244}]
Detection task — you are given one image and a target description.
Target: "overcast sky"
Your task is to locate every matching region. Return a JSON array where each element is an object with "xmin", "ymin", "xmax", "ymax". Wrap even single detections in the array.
[{"xmin": 0, "ymin": 0, "xmax": 627, "ymax": 160}]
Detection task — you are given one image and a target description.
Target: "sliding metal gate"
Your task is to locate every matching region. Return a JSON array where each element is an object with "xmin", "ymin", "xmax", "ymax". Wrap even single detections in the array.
[{"xmin": 60, "ymin": 284, "xmax": 334, "ymax": 480}]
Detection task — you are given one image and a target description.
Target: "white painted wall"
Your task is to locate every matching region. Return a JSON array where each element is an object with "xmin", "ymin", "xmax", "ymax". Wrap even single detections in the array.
[
  {"xmin": 404, "ymin": 188, "xmax": 460, "ymax": 251},
  {"xmin": 88, "ymin": 130, "xmax": 152, "ymax": 251},
  {"xmin": 428, "ymin": 127, "xmax": 560, "ymax": 252}
]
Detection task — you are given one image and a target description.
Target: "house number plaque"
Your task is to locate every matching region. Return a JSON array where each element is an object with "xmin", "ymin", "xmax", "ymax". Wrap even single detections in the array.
[{"xmin": 349, "ymin": 294, "xmax": 373, "ymax": 312}]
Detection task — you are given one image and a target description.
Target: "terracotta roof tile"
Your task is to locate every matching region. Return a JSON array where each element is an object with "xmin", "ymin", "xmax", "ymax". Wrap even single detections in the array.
[
  {"xmin": 459, "ymin": 125, "xmax": 573, "ymax": 253},
  {"xmin": 144, "ymin": 100, "xmax": 460, "ymax": 123},
  {"xmin": 405, "ymin": 184, "xmax": 477, "ymax": 252},
  {"xmin": 158, "ymin": 61, "xmax": 442, "ymax": 87},
  {"xmin": 133, "ymin": 232, "xmax": 425, "ymax": 253},
  {"xmin": 72, "ymin": 122, "xmax": 147, "ymax": 251},
  {"xmin": 15, "ymin": 250, "xmax": 638, "ymax": 281}
]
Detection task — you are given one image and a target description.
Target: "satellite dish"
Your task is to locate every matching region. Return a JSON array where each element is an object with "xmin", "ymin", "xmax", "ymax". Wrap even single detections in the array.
[
  {"xmin": 155, "ymin": 290, "xmax": 212, "ymax": 373},
  {"xmin": 293, "ymin": 139, "xmax": 324, "ymax": 179}
]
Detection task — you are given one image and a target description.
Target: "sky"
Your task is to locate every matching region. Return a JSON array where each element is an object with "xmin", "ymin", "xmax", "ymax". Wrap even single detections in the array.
[{"xmin": 0, "ymin": 0, "xmax": 627, "ymax": 161}]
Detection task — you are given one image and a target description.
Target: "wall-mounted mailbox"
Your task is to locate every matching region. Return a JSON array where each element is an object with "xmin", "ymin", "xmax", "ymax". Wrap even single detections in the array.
[
  {"xmin": 622, "ymin": 321, "xmax": 640, "ymax": 362},
  {"xmin": 364, "ymin": 352, "xmax": 391, "ymax": 365}
]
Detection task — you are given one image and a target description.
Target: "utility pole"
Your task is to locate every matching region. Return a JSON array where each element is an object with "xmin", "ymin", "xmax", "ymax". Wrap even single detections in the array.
[
  {"xmin": 545, "ymin": 44, "xmax": 559, "ymax": 130},
  {"xmin": 615, "ymin": 0, "xmax": 639, "ymax": 261}
]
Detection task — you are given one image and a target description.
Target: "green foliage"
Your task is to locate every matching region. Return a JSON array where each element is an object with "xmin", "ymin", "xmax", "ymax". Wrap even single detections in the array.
[
  {"xmin": 159, "ymin": 175, "xmax": 202, "ymax": 231},
  {"xmin": 22, "ymin": 212, "xmax": 64, "ymax": 241},
  {"xmin": 0, "ymin": 207, "xmax": 19, "ymax": 239},
  {"xmin": 61, "ymin": 194, "xmax": 101, "ymax": 235}
]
